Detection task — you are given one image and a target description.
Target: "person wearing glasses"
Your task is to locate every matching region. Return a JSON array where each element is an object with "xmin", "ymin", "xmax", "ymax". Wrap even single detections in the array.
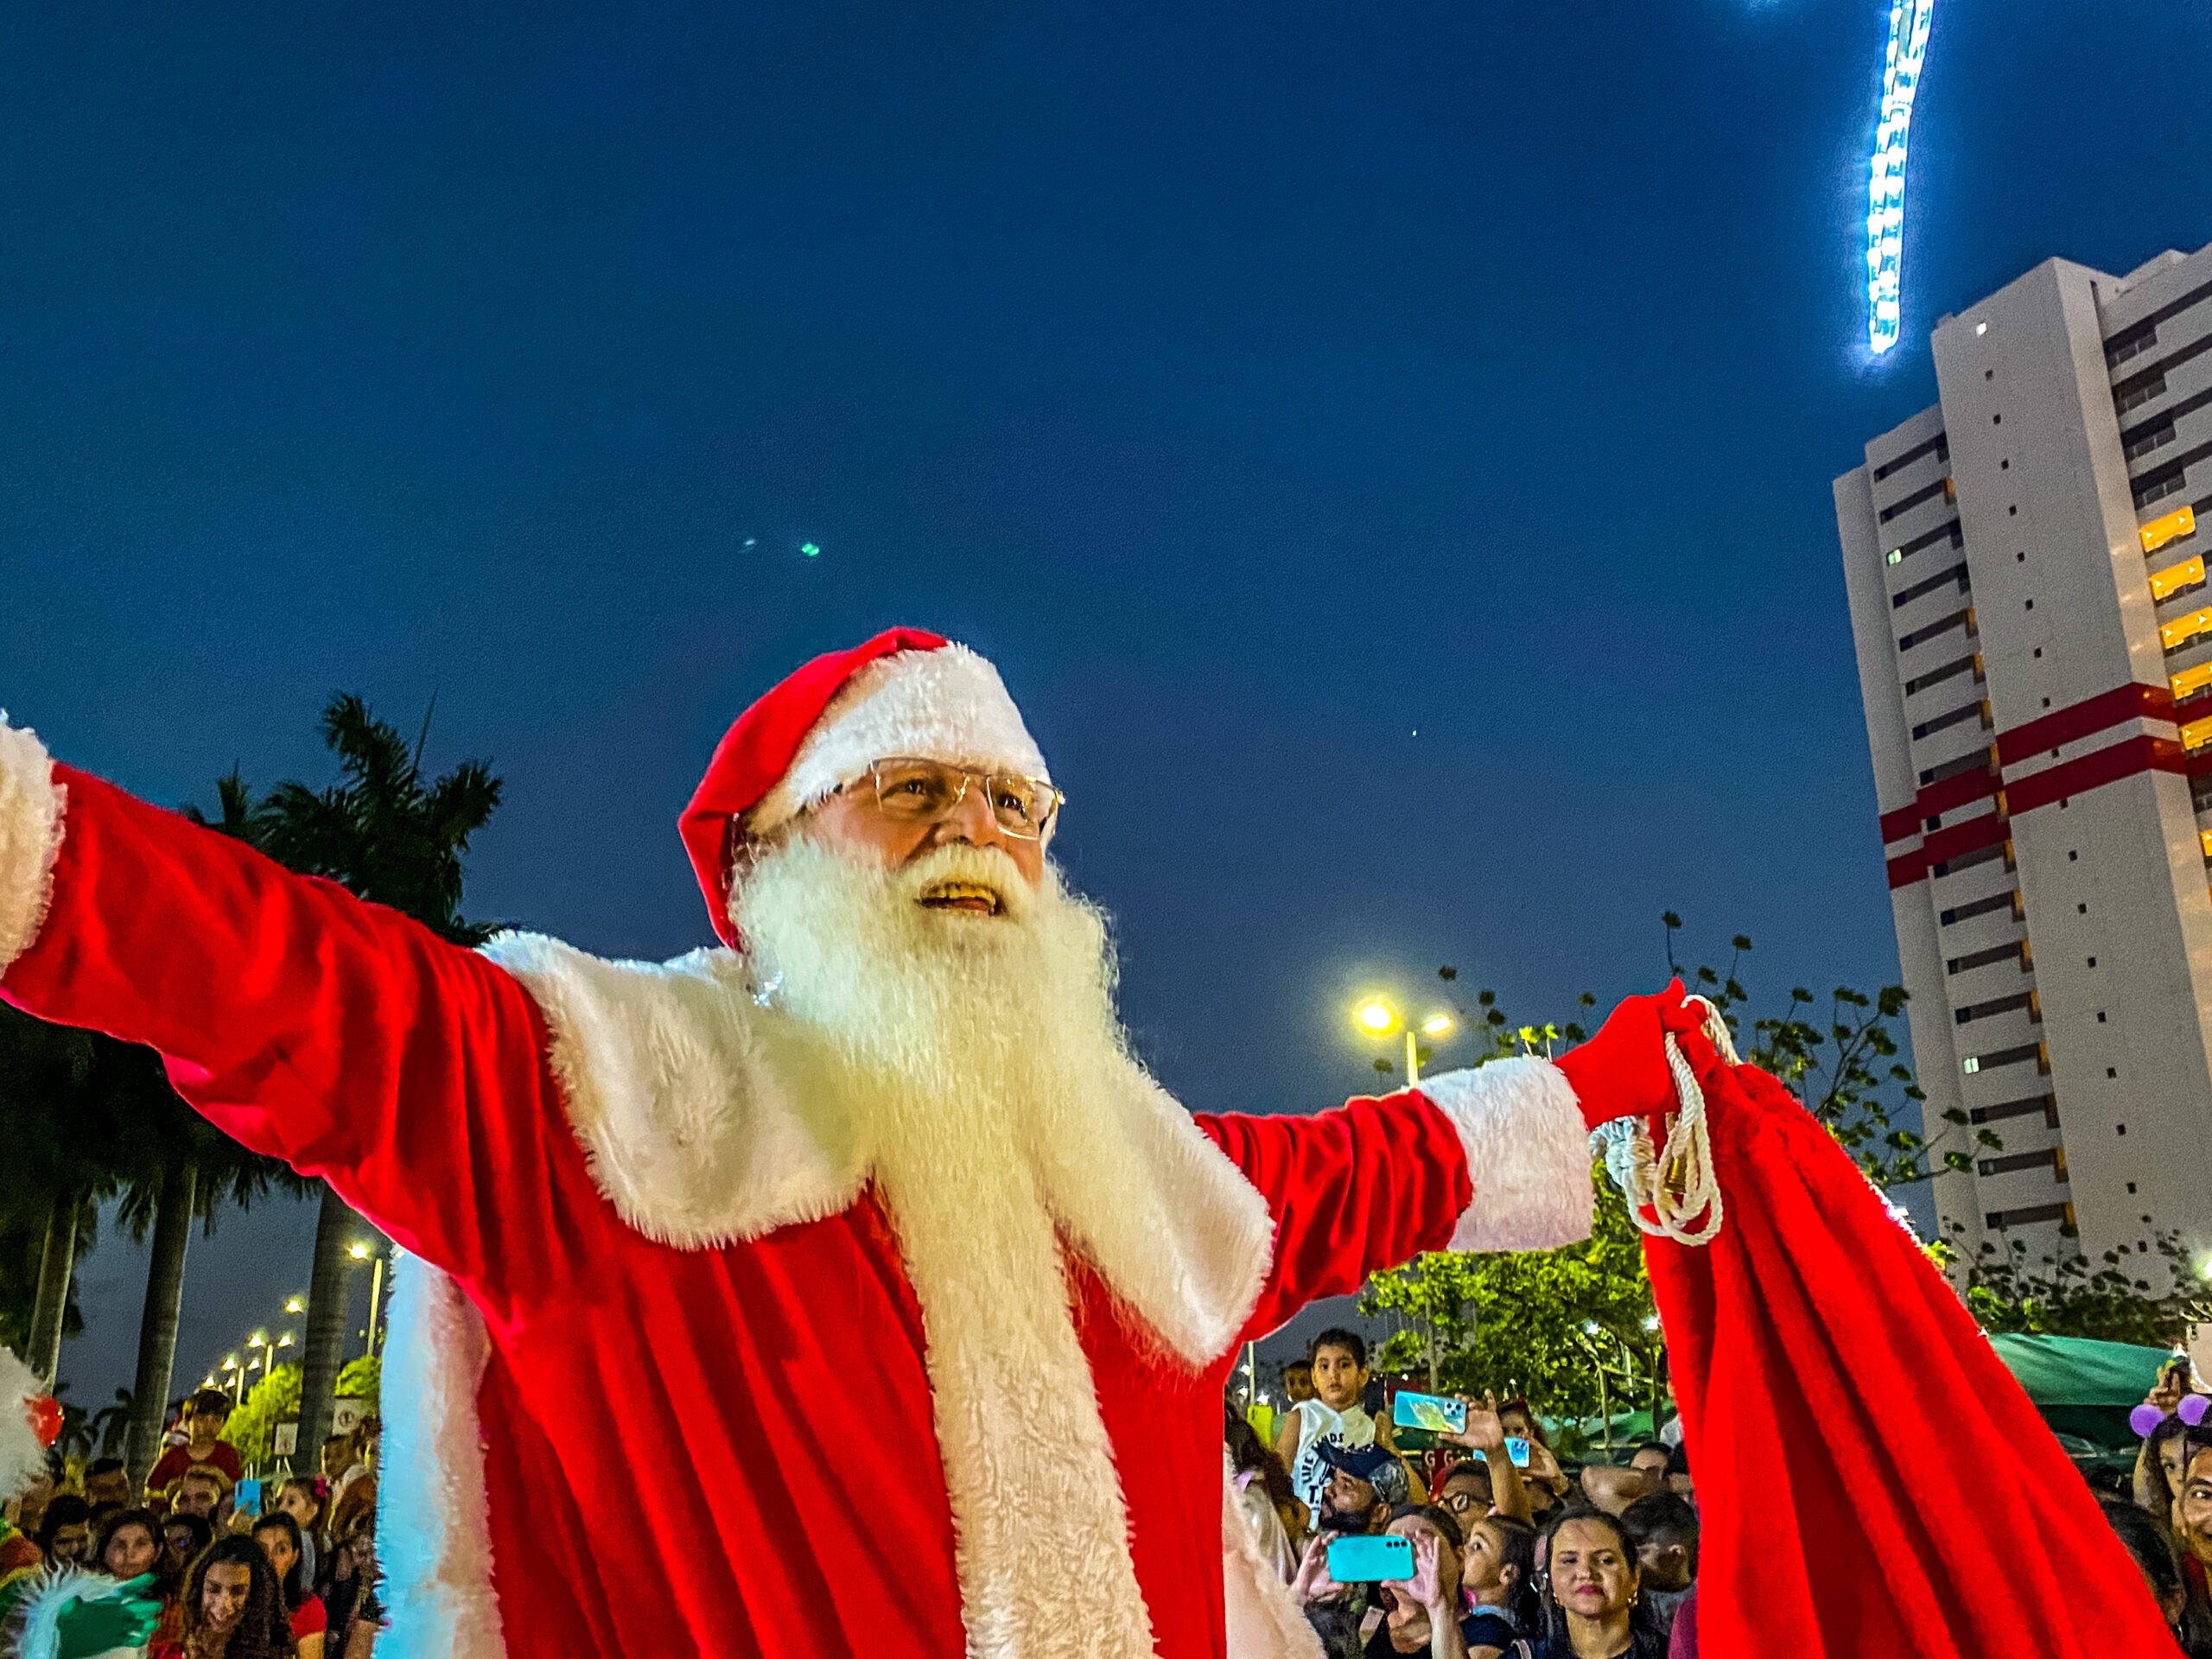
[{"xmin": 0, "ymin": 628, "xmax": 1714, "ymax": 1659}]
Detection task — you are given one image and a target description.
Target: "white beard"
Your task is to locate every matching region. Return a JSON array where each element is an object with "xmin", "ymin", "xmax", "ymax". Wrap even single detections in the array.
[{"xmin": 733, "ymin": 835, "xmax": 1168, "ymax": 1658}]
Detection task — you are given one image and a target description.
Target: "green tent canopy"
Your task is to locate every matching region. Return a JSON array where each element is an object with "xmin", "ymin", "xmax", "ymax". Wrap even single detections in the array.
[{"xmin": 1986, "ymin": 1332, "xmax": 2173, "ymax": 1448}]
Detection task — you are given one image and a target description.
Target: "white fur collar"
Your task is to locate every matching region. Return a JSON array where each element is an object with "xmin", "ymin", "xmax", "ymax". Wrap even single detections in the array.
[{"xmin": 479, "ymin": 930, "xmax": 1274, "ymax": 1367}]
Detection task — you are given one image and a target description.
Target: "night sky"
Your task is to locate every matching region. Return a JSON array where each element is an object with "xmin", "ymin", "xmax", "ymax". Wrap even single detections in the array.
[{"xmin": 10, "ymin": 0, "xmax": 2210, "ymax": 1405}]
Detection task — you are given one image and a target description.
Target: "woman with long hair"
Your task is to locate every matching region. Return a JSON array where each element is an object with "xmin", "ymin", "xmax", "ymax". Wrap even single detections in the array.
[
  {"xmin": 150, "ymin": 1535, "xmax": 295, "ymax": 1659},
  {"xmin": 2140, "ymin": 1410, "xmax": 2195, "ymax": 1529},
  {"xmin": 272, "ymin": 1476, "xmax": 327, "ymax": 1586},
  {"xmin": 1516, "ymin": 1507, "xmax": 1666, "ymax": 1659},
  {"xmin": 251, "ymin": 1510, "xmax": 327, "ymax": 1659}
]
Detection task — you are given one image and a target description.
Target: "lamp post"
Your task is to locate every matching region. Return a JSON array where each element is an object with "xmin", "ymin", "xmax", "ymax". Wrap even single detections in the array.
[
  {"xmin": 349, "ymin": 1242, "xmax": 387, "ymax": 1360},
  {"xmin": 1351, "ymin": 998, "xmax": 1456, "ymax": 1086}
]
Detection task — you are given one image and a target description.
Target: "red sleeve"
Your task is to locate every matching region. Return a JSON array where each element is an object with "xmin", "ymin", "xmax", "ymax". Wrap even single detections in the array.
[
  {"xmin": 293, "ymin": 1594, "xmax": 329, "ymax": 1637},
  {"xmin": 0, "ymin": 762, "xmax": 582, "ymax": 1307},
  {"xmin": 1196, "ymin": 1090, "xmax": 1472, "ymax": 1343},
  {"xmin": 144, "ymin": 1447, "xmax": 187, "ymax": 1503}
]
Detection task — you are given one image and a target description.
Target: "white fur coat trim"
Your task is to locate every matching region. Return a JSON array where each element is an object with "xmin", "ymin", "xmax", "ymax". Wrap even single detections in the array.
[
  {"xmin": 748, "ymin": 644, "xmax": 1051, "ymax": 833},
  {"xmin": 0, "ymin": 1345, "xmax": 50, "ymax": 1504},
  {"xmin": 1222, "ymin": 1452, "xmax": 1325, "ymax": 1659},
  {"xmin": 376, "ymin": 1251, "xmax": 504, "ymax": 1659},
  {"xmin": 1419, "ymin": 1058, "xmax": 1595, "ymax": 1253},
  {"xmin": 477, "ymin": 928, "xmax": 1274, "ymax": 1366},
  {"xmin": 0, "ymin": 719, "xmax": 64, "ymax": 978}
]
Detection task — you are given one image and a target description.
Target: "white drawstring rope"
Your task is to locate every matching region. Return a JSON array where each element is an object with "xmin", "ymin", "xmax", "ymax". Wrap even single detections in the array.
[{"xmin": 1590, "ymin": 996, "xmax": 1736, "ymax": 1247}]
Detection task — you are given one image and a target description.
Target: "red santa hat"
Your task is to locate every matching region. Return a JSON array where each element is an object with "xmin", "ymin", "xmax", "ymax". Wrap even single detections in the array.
[{"xmin": 678, "ymin": 628, "xmax": 1053, "ymax": 947}]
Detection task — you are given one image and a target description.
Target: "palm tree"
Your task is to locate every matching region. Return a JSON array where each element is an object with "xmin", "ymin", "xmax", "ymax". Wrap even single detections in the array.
[
  {"xmin": 257, "ymin": 695, "xmax": 502, "ymax": 1466},
  {"xmin": 0, "ymin": 1010, "xmax": 123, "ymax": 1384}
]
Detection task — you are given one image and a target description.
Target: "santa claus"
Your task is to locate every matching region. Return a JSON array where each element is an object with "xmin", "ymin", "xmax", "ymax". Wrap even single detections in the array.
[{"xmin": 0, "ymin": 627, "xmax": 2177, "ymax": 1659}]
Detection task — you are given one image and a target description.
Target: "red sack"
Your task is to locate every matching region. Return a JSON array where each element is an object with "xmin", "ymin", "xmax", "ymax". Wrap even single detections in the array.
[{"xmin": 1643, "ymin": 1055, "xmax": 2178, "ymax": 1658}]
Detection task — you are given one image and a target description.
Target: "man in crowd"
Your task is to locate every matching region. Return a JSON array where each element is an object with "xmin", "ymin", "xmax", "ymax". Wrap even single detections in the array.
[
  {"xmin": 82, "ymin": 1459, "xmax": 131, "ymax": 1514},
  {"xmin": 1314, "ymin": 1443, "xmax": 1404, "ymax": 1537},
  {"xmin": 168, "ymin": 1469, "xmax": 227, "ymax": 1526},
  {"xmin": 1626, "ymin": 1441, "xmax": 1671, "ymax": 1492},
  {"xmin": 1620, "ymin": 1491, "xmax": 1698, "ymax": 1641},
  {"xmin": 145, "ymin": 1391, "xmax": 240, "ymax": 1517}
]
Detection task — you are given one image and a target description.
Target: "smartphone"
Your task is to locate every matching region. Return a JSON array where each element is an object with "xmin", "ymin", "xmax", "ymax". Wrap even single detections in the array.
[
  {"xmin": 234, "ymin": 1478, "xmax": 263, "ymax": 1516},
  {"xmin": 1391, "ymin": 1390, "xmax": 1468, "ymax": 1435},
  {"xmin": 1326, "ymin": 1533, "xmax": 1414, "ymax": 1583},
  {"xmin": 1504, "ymin": 1436, "xmax": 1532, "ymax": 1468}
]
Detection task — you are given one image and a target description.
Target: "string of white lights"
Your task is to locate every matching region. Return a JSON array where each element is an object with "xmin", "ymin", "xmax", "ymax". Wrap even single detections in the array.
[{"xmin": 1866, "ymin": 0, "xmax": 1937, "ymax": 355}]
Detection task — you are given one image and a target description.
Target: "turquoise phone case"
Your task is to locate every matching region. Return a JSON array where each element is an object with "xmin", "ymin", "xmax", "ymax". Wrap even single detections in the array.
[{"xmin": 1326, "ymin": 1533, "xmax": 1414, "ymax": 1582}]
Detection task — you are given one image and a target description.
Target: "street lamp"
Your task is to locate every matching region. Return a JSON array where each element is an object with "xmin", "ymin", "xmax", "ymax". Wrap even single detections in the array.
[
  {"xmin": 1351, "ymin": 997, "xmax": 1457, "ymax": 1085},
  {"xmin": 349, "ymin": 1241, "xmax": 388, "ymax": 1360}
]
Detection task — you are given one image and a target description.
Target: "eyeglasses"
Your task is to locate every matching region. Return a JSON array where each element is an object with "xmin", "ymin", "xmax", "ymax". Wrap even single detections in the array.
[
  {"xmin": 842, "ymin": 758, "xmax": 1064, "ymax": 840},
  {"xmin": 1438, "ymin": 1491, "xmax": 1487, "ymax": 1515}
]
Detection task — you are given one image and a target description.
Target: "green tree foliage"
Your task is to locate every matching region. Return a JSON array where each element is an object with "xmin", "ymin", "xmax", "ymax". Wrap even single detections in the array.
[
  {"xmin": 337, "ymin": 1356, "xmax": 380, "ymax": 1414},
  {"xmin": 1661, "ymin": 914, "xmax": 1984, "ymax": 1192},
  {"xmin": 226, "ymin": 1363, "xmax": 302, "ymax": 1468},
  {"xmin": 1941, "ymin": 1224, "xmax": 2212, "ymax": 1347},
  {"xmin": 1362, "ymin": 1179, "xmax": 1660, "ymax": 1421}
]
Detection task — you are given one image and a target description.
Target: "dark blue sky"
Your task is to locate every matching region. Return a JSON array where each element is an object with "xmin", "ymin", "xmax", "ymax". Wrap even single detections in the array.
[{"xmin": 12, "ymin": 0, "xmax": 2210, "ymax": 1402}]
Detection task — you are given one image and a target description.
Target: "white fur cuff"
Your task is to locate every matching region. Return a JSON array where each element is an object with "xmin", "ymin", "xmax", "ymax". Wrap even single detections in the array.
[
  {"xmin": 1420, "ymin": 1058, "xmax": 1594, "ymax": 1253},
  {"xmin": 0, "ymin": 717, "xmax": 64, "ymax": 977}
]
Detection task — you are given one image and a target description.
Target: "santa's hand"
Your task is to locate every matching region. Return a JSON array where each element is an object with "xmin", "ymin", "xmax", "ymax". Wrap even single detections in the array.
[
  {"xmin": 1555, "ymin": 979, "xmax": 1718, "ymax": 1130},
  {"xmin": 48, "ymin": 1574, "xmax": 163, "ymax": 1659}
]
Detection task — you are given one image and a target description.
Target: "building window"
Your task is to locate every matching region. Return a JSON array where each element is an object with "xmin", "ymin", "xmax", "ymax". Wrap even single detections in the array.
[
  {"xmin": 2142, "ymin": 504, "xmax": 2198, "ymax": 553},
  {"xmin": 2153, "ymin": 554, "xmax": 2208, "ymax": 602},
  {"xmin": 2126, "ymin": 420, "xmax": 2177, "ymax": 462},
  {"xmin": 2163, "ymin": 605, "xmax": 2212, "ymax": 653},
  {"xmin": 2117, "ymin": 376, "xmax": 2168, "ymax": 415},
  {"xmin": 1891, "ymin": 561, "xmax": 1971, "ymax": 609},
  {"xmin": 2109, "ymin": 326, "xmax": 2158, "ymax": 367}
]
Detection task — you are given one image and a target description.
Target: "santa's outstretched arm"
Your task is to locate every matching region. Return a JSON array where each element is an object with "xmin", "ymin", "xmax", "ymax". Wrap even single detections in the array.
[
  {"xmin": 1198, "ymin": 989, "xmax": 1698, "ymax": 1342},
  {"xmin": 0, "ymin": 718, "xmax": 574, "ymax": 1300}
]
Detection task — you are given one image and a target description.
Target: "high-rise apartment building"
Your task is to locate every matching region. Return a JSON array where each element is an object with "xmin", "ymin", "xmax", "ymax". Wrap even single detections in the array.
[{"xmin": 1835, "ymin": 239, "xmax": 2212, "ymax": 1272}]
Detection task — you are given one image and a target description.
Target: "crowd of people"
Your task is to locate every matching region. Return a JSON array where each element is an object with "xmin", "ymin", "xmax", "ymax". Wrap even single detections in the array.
[
  {"xmin": 1, "ymin": 1388, "xmax": 385, "ymax": 1658},
  {"xmin": 1230, "ymin": 1328, "xmax": 2207, "ymax": 1658}
]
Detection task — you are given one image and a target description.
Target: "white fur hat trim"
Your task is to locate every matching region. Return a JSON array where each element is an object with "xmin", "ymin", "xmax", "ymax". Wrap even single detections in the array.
[{"xmin": 747, "ymin": 644, "xmax": 1050, "ymax": 833}]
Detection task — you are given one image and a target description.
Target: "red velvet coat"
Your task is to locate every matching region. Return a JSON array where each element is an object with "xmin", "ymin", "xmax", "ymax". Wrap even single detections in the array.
[{"xmin": 0, "ymin": 749, "xmax": 1596, "ymax": 1658}]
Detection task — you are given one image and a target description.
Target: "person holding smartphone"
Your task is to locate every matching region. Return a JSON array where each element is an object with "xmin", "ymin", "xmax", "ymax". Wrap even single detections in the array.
[{"xmin": 1433, "ymin": 1393, "xmax": 1533, "ymax": 1527}]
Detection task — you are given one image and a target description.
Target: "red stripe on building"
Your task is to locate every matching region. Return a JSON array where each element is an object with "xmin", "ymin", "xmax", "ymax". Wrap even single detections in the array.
[
  {"xmin": 2005, "ymin": 734, "xmax": 2186, "ymax": 815},
  {"xmin": 1918, "ymin": 810, "xmax": 2012, "ymax": 868},
  {"xmin": 1917, "ymin": 762, "xmax": 2002, "ymax": 819},
  {"xmin": 1886, "ymin": 848, "xmax": 1929, "ymax": 889},
  {"xmin": 1995, "ymin": 683, "xmax": 2174, "ymax": 766},
  {"xmin": 1878, "ymin": 804, "xmax": 1920, "ymax": 845}
]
